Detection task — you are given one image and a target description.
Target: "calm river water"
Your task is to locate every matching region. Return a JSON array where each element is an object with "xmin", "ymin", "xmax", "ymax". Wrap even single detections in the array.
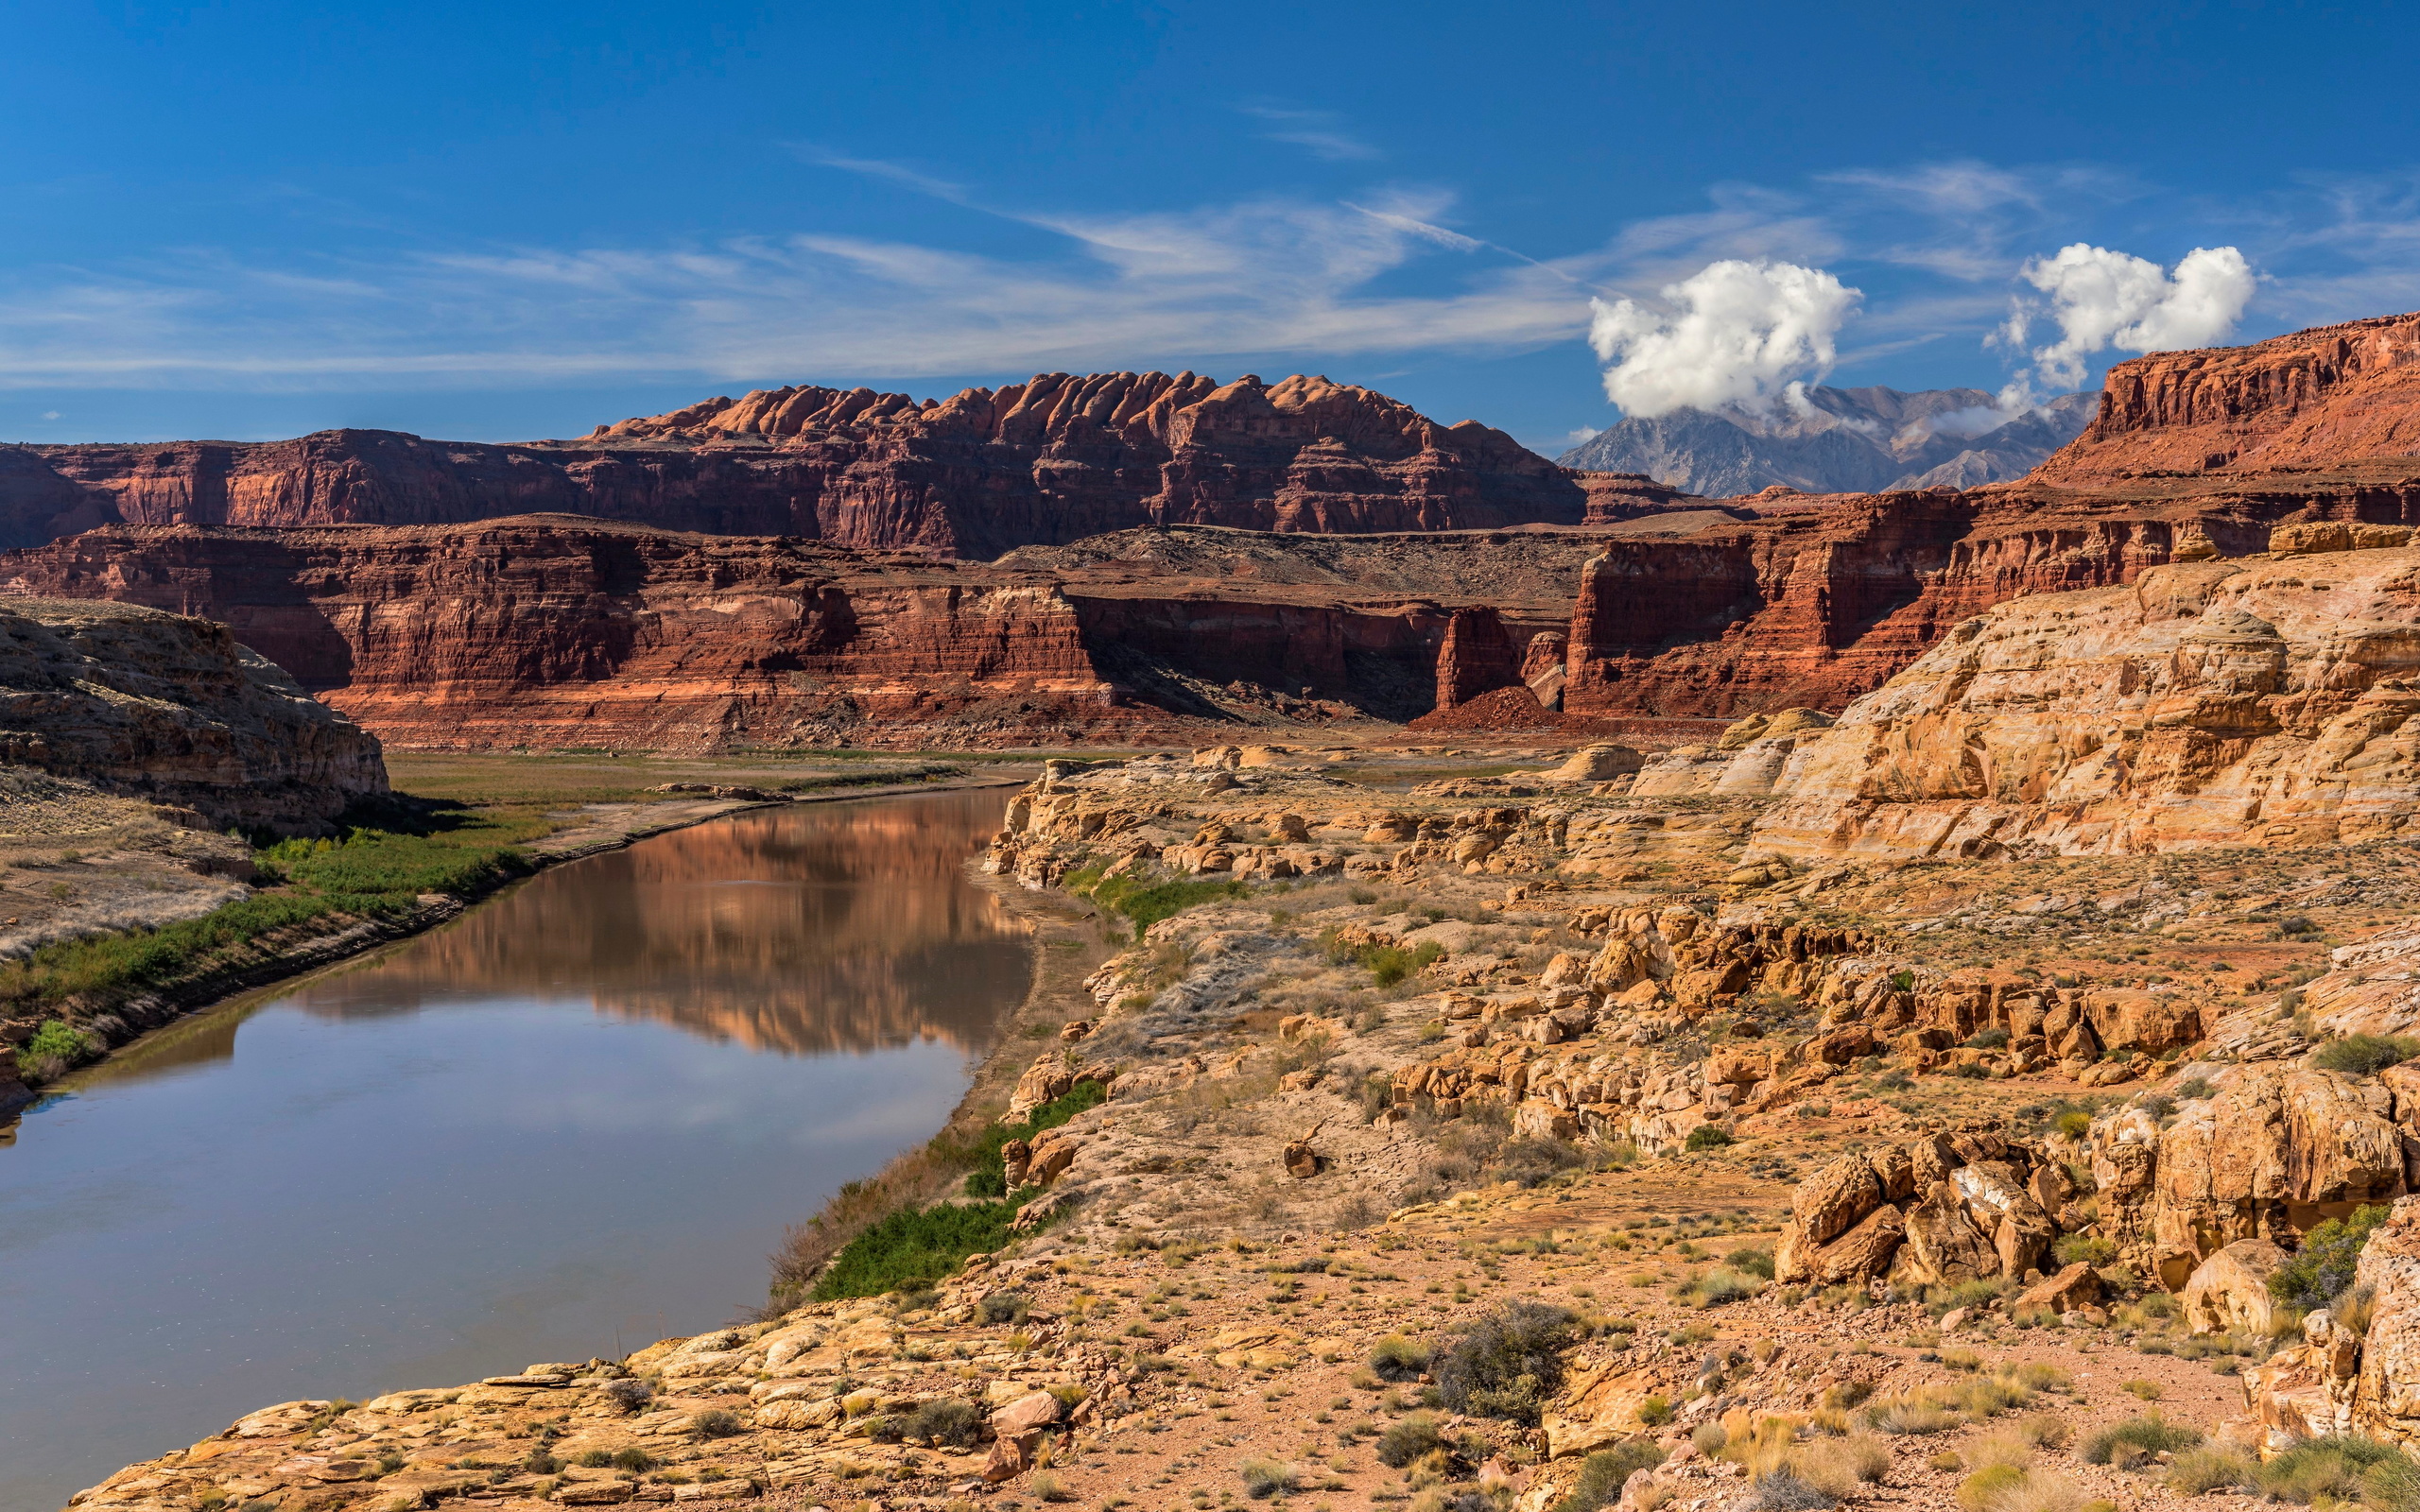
[{"xmin": 0, "ymin": 789, "xmax": 1027, "ymax": 1512}]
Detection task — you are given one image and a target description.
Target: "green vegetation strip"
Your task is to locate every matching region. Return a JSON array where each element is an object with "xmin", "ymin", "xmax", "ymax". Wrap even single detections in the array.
[
  {"xmin": 7, "ymin": 798, "xmax": 562, "ymax": 1080},
  {"xmin": 809, "ymin": 1079, "xmax": 1107, "ymax": 1300},
  {"xmin": 1062, "ymin": 865, "xmax": 1245, "ymax": 941}
]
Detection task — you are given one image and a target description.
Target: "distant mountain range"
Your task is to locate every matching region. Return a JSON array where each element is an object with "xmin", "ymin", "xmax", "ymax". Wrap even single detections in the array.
[{"xmin": 1558, "ymin": 386, "xmax": 2097, "ymax": 496}]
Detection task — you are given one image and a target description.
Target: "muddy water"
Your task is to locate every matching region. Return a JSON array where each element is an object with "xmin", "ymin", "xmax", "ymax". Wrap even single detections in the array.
[{"xmin": 0, "ymin": 789, "xmax": 1027, "ymax": 1512}]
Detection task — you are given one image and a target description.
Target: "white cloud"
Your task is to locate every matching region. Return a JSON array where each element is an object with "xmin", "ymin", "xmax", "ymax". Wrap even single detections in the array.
[
  {"xmin": 1236, "ymin": 106, "xmax": 1382, "ymax": 163},
  {"xmin": 2002, "ymin": 243, "xmax": 2256, "ymax": 389},
  {"xmin": 1587, "ymin": 259, "xmax": 1861, "ymax": 418}
]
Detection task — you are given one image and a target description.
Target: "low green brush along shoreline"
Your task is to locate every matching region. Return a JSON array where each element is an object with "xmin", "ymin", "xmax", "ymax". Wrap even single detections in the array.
[{"xmin": 9, "ymin": 762, "xmax": 984, "ymax": 1091}]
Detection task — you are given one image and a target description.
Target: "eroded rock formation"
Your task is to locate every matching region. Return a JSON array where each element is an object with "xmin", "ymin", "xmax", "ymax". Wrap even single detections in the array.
[
  {"xmin": 0, "ymin": 598, "xmax": 384, "ymax": 831},
  {"xmin": 1748, "ymin": 546, "xmax": 2420, "ymax": 860},
  {"xmin": 4, "ymin": 372, "xmax": 1634, "ymax": 559}
]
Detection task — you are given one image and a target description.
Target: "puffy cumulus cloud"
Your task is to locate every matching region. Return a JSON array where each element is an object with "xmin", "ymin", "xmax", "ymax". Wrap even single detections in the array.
[
  {"xmin": 2003, "ymin": 243, "xmax": 2256, "ymax": 389},
  {"xmin": 1587, "ymin": 259, "xmax": 1860, "ymax": 418}
]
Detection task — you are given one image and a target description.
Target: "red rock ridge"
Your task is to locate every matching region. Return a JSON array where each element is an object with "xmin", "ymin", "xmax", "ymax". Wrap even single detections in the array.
[
  {"xmin": 7, "ymin": 372, "xmax": 1674, "ymax": 559},
  {"xmin": 2032, "ymin": 311, "xmax": 2420, "ymax": 484}
]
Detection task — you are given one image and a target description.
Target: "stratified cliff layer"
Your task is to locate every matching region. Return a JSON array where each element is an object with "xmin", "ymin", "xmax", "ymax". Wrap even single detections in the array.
[
  {"xmin": 0, "ymin": 518, "xmax": 1614, "ymax": 749},
  {"xmin": 0, "ymin": 372, "xmax": 1676, "ymax": 558},
  {"xmin": 0, "ymin": 598, "xmax": 386, "ymax": 830},
  {"xmin": 1744, "ymin": 541, "xmax": 2420, "ymax": 860}
]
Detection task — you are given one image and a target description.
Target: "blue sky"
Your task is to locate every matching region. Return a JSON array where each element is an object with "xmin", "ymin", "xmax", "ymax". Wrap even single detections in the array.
[{"xmin": 5, "ymin": 1, "xmax": 2417, "ymax": 453}]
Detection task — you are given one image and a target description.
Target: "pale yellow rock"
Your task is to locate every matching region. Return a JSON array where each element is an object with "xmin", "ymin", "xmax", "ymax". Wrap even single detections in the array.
[
  {"xmin": 1750, "ymin": 554, "xmax": 2420, "ymax": 860},
  {"xmin": 2181, "ymin": 1239, "xmax": 2289, "ymax": 1336}
]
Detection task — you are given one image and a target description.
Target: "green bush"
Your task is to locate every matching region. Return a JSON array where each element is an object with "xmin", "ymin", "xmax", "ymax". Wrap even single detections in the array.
[
  {"xmin": 1635, "ymin": 1395, "xmax": 1673, "ymax": 1426},
  {"xmin": 1555, "ymin": 1439, "xmax": 1668, "ymax": 1512},
  {"xmin": 1724, "ymin": 1246, "xmax": 1776, "ymax": 1280},
  {"xmin": 1064, "ymin": 868, "xmax": 1246, "ymax": 941},
  {"xmin": 2270, "ymin": 1205, "xmax": 2394, "ymax": 1311},
  {"xmin": 1435, "ymin": 1300, "xmax": 1576, "ymax": 1425},
  {"xmin": 908, "ymin": 1399, "xmax": 985, "ymax": 1448},
  {"xmin": 689, "ymin": 1409, "xmax": 743, "ymax": 1439},
  {"xmin": 2081, "ymin": 1414, "xmax": 2202, "ymax": 1465},
  {"xmin": 2256, "ymin": 1435, "xmax": 2407, "ymax": 1503},
  {"xmin": 809, "ymin": 1196, "xmax": 1026, "ymax": 1301},
  {"xmin": 1685, "ymin": 1125, "xmax": 1737, "ymax": 1152},
  {"xmin": 1365, "ymin": 941, "xmax": 1445, "ymax": 988},
  {"xmin": 1374, "ymin": 1413, "xmax": 1445, "ymax": 1469},
  {"xmin": 959, "ymin": 1078, "xmax": 1108, "ymax": 1197},
  {"xmin": 1369, "ymin": 1334, "xmax": 1430, "ymax": 1382},
  {"xmin": 15, "ymin": 1018, "xmax": 94, "ymax": 1081},
  {"xmin": 1236, "ymin": 1458, "xmax": 1299, "ymax": 1499},
  {"xmin": 1682, "ymin": 1266, "xmax": 1762, "ymax": 1308},
  {"xmin": 2312, "ymin": 1035, "xmax": 2420, "ymax": 1077},
  {"xmin": 2052, "ymin": 1233, "xmax": 2118, "ymax": 1268}
]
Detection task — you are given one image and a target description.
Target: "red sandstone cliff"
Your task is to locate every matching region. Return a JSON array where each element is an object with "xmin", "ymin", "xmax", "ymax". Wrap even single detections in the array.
[
  {"xmin": 2032, "ymin": 312, "xmax": 2420, "ymax": 484},
  {"xmin": 3, "ymin": 373, "xmax": 1676, "ymax": 558},
  {"xmin": 0, "ymin": 518, "xmax": 1606, "ymax": 749}
]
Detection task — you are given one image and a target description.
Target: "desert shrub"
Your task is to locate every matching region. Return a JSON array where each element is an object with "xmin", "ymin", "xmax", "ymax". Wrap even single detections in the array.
[
  {"xmin": 1951, "ymin": 1376, "xmax": 2031, "ymax": 1418},
  {"xmin": 600, "ymin": 1378, "xmax": 652, "ymax": 1415},
  {"xmin": 1237, "ymin": 1457, "xmax": 1298, "ymax": 1499},
  {"xmin": 979, "ymin": 1290, "xmax": 1030, "ymax": 1325},
  {"xmin": 2006, "ymin": 1364, "xmax": 2070, "ymax": 1394},
  {"xmin": 1735, "ymin": 1469, "xmax": 1835, "ymax": 1511},
  {"xmin": 1685, "ymin": 1125, "xmax": 1736, "ymax": 1152},
  {"xmin": 522, "ymin": 1448, "xmax": 560, "ymax": 1475},
  {"xmin": 1966, "ymin": 1027, "xmax": 2012, "ymax": 1050},
  {"xmin": 908, "ymin": 1399, "xmax": 984, "ymax": 1449},
  {"xmin": 1365, "ymin": 941, "xmax": 1447, "ymax": 988},
  {"xmin": 1376, "ymin": 1414, "xmax": 1447, "ymax": 1469},
  {"xmin": 1370, "ymin": 1334, "xmax": 1431, "ymax": 1382},
  {"xmin": 1724, "ymin": 1246, "xmax": 1777, "ymax": 1280},
  {"xmin": 2053, "ymin": 1108, "xmax": 2093, "ymax": 1138},
  {"xmin": 1691, "ymin": 1421, "xmax": 1728, "ymax": 1457},
  {"xmin": 2256, "ymin": 1435, "xmax": 2408, "ymax": 1503},
  {"xmin": 2014, "ymin": 1413, "xmax": 2071, "ymax": 1450},
  {"xmin": 2051, "ymin": 1234, "xmax": 2117, "ymax": 1267},
  {"xmin": 1555, "ymin": 1439, "xmax": 1668, "ymax": 1512},
  {"xmin": 690, "ymin": 1409, "xmax": 743, "ymax": 1439},
  {"xmin": 2080, "ymin": 1414, "xmax": 2201, "ymax": 1465},
  {"xmin": 960, "ymin": 1079, "xmax": 1110, "ymax": 1197},
  {"xmin": 2271, "ymin": 1205, "xmax": 2394, "ymax": 1311},
  {"xmin": 1434, "ymin": 1301, "xmax": 1576, "ymax": 1424},
  {"xmin": 2312, "ymin": 1034, "xmax": 2420, "ymax": 1077},
  {"xmin": 2165, "ymin": 1449, "xmax": 2255, "ymax": 1494},
  {"xmin": 1959, "ymin": 1465, "xmax": 2027, "ymax": 1510},
  {"xmin": 1635, "ymin": 1395, "xmax": 1673, "ymax": 1426},
  {"xmin": 1864, "ymin": 1390, "xmax": 1956, "ymax": 1436},
  {"xmin": 1681, "ymin": 1267, "xmax": 1762, "ymax": 1308},
  {"xmin": 1790, "ymin": 1435, "xmax": 1891, "ymax": 1497},
  {"xmin": 610, "ymin": 1448, "xmax": 657, "ymax": 1472}
]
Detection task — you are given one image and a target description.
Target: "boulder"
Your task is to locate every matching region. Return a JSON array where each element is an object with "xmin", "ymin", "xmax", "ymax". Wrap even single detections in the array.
[
  {"xmin": 1792, "ymin": 1154, "xmax": 1886, "ymax": 1246},
  {"xmin": 1893, "ymin": 1181, "xmax": 2000, "ymax": 1285},
  {"xmin": 2356, "ymin": 1195, "xmax": 2420, "ymax": 1444},
  {"xmin": 1775, "ymin": 1203, "xmax": 1905, "ymax": 1285},
  {"xmin": 2014, "ymin": 1262, "xmax": 2101, "ymax": 1315},
  {"xmin": 2181, "ymin": 1240, "xmax": 2289, "ymax": 1337}
]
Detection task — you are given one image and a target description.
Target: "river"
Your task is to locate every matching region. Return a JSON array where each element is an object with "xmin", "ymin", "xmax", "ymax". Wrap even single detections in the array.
[{"xmin": 0, "ymin": 788, "xmax": 1028, "ymax": 1512}]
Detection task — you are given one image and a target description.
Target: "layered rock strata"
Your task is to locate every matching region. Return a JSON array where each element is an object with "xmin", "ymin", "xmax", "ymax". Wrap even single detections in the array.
[
  {"xmin": 0, "ymin": 598, "xmax": 384, "ymax": 831},
  {"xmin": 4, "ymin": 372, "xmax": 1655, "ymax": 558},
  {"xmin": 0, "ymin": 519, "xmax": 1616, "ymax": 748},
  {"xmin": 1747, "ymin": 545, "xmax": 2420, "ymax": 860}
]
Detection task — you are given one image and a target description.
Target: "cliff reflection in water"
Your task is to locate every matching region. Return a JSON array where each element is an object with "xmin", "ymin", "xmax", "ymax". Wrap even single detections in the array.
[{"xmin": 290, "ymin": 788, "xmax": 1024, "ymax": 1054}]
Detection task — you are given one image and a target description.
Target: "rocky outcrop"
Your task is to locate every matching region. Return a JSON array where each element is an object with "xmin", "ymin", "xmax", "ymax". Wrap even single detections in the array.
[
  {"xmin": 2088, "ymin": 1064, "xmax": 2420, "ymax": 1292},
  {"xmin": 2035, "ymin": 312, "xmax": 2420, "ymax": 485},
  {"xmin": 1772, "ymin": 1132, "xmax": 2077, "ymax": 1288},
  {"xmin": 8, "ymin": 372, "xmax": 1616, "ymax": 559},
  {"xmin": 1430, "ymin": 609, "xmax": 1524, "ymax": 710},
  {"xmin": 1748, "ymin": 549, "xmax": 2420, "ymax": 860},
  {"xmin": 0, "ymin": 598, "xmax": 384, "ymax": 832}
]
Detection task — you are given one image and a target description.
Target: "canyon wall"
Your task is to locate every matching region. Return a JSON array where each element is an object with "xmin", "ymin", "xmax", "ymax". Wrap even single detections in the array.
[
  {"xmin": 0, "ymin": 372, "xmax": 1685, "ymax": 558},
  {"xmin": 0, "ymin": 517, "xmax": 1604, "ymax": 748}
]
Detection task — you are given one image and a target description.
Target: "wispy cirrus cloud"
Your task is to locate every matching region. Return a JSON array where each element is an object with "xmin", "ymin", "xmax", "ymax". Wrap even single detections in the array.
[{"xmin": 1236, "ymin": 104, "xmax": 1382, "ymax": 163}]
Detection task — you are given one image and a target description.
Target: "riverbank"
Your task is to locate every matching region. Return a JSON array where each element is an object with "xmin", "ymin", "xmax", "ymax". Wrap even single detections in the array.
[
  {"xmin": 2, "ymin": 754, "xmax": 1035, "ymax": 1130},
  {"xmin": 66, "ymin": 743, "xmax": 2374, "ymax": 1512}
]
